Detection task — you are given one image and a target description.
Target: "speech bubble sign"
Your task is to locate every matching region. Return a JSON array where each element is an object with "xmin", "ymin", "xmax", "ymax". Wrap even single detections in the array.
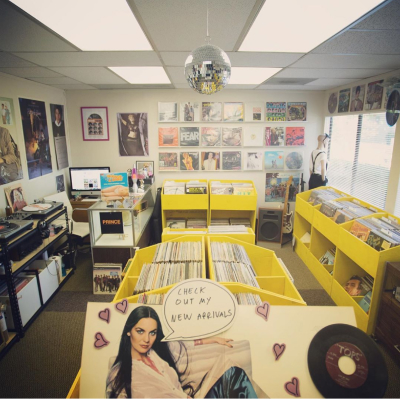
[{"xmin": 162, "ymin": 279, "xmax": 237, "ymax": 341}]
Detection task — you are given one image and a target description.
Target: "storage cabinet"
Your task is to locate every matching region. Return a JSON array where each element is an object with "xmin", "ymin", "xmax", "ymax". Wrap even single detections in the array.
[{"xmin": 28, "ymin": 259, "xmax": 60, "ymax": 304}]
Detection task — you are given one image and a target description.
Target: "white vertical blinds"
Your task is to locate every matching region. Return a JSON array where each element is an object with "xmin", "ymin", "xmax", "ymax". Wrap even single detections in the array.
[{"xmin": 325, "ymin": 113, "xmax": 395, "ymax": 210}]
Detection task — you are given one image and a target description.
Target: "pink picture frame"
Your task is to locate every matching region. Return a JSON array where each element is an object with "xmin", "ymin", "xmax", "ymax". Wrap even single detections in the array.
[{"xmin": 81, "ymin": 107, "xmax": 109, "ymax": 141}]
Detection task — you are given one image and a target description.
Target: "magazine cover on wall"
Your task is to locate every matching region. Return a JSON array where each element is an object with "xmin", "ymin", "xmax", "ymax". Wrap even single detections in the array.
[
  {"xmin": 265, "ymin": 173, "xmax": 300, "ymax": 202},
  {"xmin": 180, "ymin": 102, "xmax": 200, "ymax": 122},
  {"xmin": 180, "ymin": 127, "xmax": 200, "ymax": 147},
  {"xmin": 180, "ymin": 152, "xmax": 199, "ymax": 171},
  {"xmin": 201, "ymin": 127, "xmax": 221, "ymax": 146},
  {"xmin": 224, "ymin": 102, "xmax": 244, "ymax": 122},
  {"xmin": 245, "ymin": 102, "xmax": 263, "ymax": 121},
  {"xmin": 0, "ymin": 96, "xmax": 23, "ymax": 186},
  {"xmin": 158, "ymin": 127, "xmax": 179, "ymax": 147},
  {"xmin": 81, "ymin": 107, "xmax": 109, "ymax": 141},
  {"xmin": 117, "ymin": 113, "xmax": 149, "ymax": 156},
  {"xmin": 222, "ymin": 151, "xmax": 241, "ymax": 171},
  {"xmin": 201, "ymin": 151, "xmax": 220, "ymax": 171},
  {"xmin": 19, "ymin": 98, "xmax": 53, "ymax": 179},
  {"xmin": 338, "ymin": 89, "xmax": 350, "ymax": 113},
  {"xmin": 285, "ymin": 127, "xmax": 304, "ymax": 146},
  {"xmin": 158, "ymin": 102, "xmax": 178, "ymax": 122},
  {"xmin": 202, "ymin": 102, "xmax": 222, "ymax": 121},
  {"xmin": 245, "ymin": 152, "xmax": 263, "ymax": 171},
  {"xmin": 159, "ymin": 152, "xmax": 178, "ymax": 171},
  {"xmin": 287, "ymin": 102, "xmax": 307, "ymax": 121},
  {"xmin": 56, "ymin": 174, "xmax": 65, "ymax": 193},
  {"xmin": 5, "ymin": 183, "xmax": 27, "ymax": 212},
  {"xmin": 264, "ymin": 151, "xmax": 284, "ymax": 170},
  {"xmin": 50, "ymin": 104, "xmax": 69, "ymax": 170},
  {"xmin": 328, "ymin": 93, "xmax": 338, "ymax": 114},
  {"xmin": 222, "ymin": 127, "xmax": 242, "ymax": 146},
  {"xmin": 350, "ymin": 85, "xmax": 365, "ymax": 112},
  {"xmin": 365, "ymin": 80, "xmax": 384, "ymax": 110},
  {"xmin": 243, "ymin": 126, "xmax": 263, "ymax": 147},
  {"xmin": 285, "ymin": 151, "xmax": 303, "ymax": 170},
  {"xmin": 265, "ymin": 127, "xmax": 284, "ymax": 146},
  {"xmin": 266, "ymin": 102, "xmax": 286, "ymax": 122}
]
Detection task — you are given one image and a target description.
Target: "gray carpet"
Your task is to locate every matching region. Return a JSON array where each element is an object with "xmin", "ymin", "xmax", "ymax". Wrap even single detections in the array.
[{"xmin": 0, "ymin": 243, "xmax": 399, "ymax": 397}]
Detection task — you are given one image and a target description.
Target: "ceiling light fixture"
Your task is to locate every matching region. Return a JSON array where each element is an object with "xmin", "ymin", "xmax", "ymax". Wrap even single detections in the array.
[
  {"xmin": 108, "ymin": 67, "xmax": 170, "ymax": 84},
  {"xmin": 184, "ymin": 0, "xmax": 231, "ymax": 95}
]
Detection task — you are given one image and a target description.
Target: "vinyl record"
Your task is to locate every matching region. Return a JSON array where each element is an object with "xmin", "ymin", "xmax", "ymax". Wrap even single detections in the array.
[
  {"xmin": 386, "ymin": 89, "xmax": 400, "ymax": 127},
  {"xmin": 328, "ymin": 93, "xmax": 338, "ymax": 114},
  {"xmin": 308, "ymin": 324, "xmax": 388, "ymax": 398}
]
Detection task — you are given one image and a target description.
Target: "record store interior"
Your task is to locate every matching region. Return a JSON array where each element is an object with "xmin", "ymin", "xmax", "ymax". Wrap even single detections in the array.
[{"xmin": 1, "ymin": 0, "xmax": 400, "ymax": 398}]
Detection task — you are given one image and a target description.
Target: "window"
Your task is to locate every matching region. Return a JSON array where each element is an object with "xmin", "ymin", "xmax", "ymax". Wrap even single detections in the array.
[{"xmin": 325, "ymin": 113, "xmax": 395, "ymax": 210}]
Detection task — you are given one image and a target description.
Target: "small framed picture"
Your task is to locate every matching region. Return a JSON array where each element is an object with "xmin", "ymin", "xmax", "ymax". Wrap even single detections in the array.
[
  {"xmin": 4, "ymin": 183, "xmax": 28, "ymax": 213},
  {"xmin": 81, "ymin": 107, "xmax": 109, "ymax": 141},
  {"xmin": 136, "ymin": 161, "xmax": 154, "ymax": 178}
]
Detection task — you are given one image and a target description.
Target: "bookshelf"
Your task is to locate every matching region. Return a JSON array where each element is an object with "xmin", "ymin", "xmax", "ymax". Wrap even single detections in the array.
[
  {"xmin": 294, "ymin": 186, "xmax": 400, "ymax": 334},
  {"xmin": 161, "ymin": 179, "xmax": 209, "ymax": 230},
  {"xmin": 208, "ymin": 180, "xmax": 257, "ymax": 232}
]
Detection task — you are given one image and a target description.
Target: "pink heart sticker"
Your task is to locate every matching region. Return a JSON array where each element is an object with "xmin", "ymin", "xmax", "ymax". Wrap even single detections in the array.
[
  {"xmin": 94, "ymin": 332, "xmax": 109, "ymax": 349},
  {"xmin": 284, "ymin": 377, "xmax": 300, "ymax": 397},
  {"xmin": 115, "ymin": 299, "xmax": 128, "ymax": 314},
  {"xmin": 273, "ymin": 343, "xmax": 286, "ymax": 361},
  {"xmin": 255, "ymin": 301, "xmax": 270, "ymax": 321},
  {"xmin": 98, "ymin": 308, "xmax": 110, "ymax": 323}
]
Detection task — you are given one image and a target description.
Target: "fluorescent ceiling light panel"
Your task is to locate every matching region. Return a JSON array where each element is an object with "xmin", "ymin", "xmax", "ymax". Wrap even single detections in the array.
[
  {"xmin": 10, "ymin": 0, "xmax": 152, "ymax": 51},
  {"xmin": 109, "ymin": 67, "xmax": 171, "ymax": 84},
  {"xmin": 229, "ymin": 67, "xmax": 281, "ymax": 84},
  {"xmin": 239, "ymin": 0, "xmax": 384, "ymax": 53}
]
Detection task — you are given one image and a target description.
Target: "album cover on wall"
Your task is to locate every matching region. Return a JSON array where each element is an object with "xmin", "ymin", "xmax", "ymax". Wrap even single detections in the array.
[
  {"xmin": 158, "ymin": 102, "xmax": 178, "ymax": 122},
  {"xmin": 159, "ymin": 152, "xmax": 178, "ymax": 171},
  {"xmin": 180, "ymin": 102, "xmax": 200, "ymax": 122},
  {"xmin": 201, "ymin": 151, "xmax": 220, "ymax": 171},
  {"xmin": 350, "ymin": 85, "xmax": 365, "ymax": 112},
  {"xmin": 285, "ymin": 151, "xmax": 303, "ymax": 170},
  {"xmin": 158, "ymin": 127, "xmax": 179, "ymax": 147},
  {"xmin": 243, "ymin": 126, "xmax": 263, "ymax": 147},
  {"xmin": 222, "ymin": 127, "xmax": 242, "ymax": 146},
  {"xmin": 287, "ymin": 102, "xmax": 307, "ymax": 121},
  {"xmin": 266, "ymin": 102, "xmax": 286, "ymax": 122},
  {"xmin": 264, "ymin": 151, "xmax": 284, "ymax": 170},
  {"xmin": 223, "ymin": 102, "xmax": 244, "ymax": 122},
  {"xmin": 265, "ymin": 173, "xmax": 300, "ymax": 202},
  {"xmin": 180, "ymin": 152, "xmax": 199, "ymax": 171},
  {"xmin": 201, "ymin": 127, "xmax": 221, "ymax": 146},
  {"xmin": 338, "ymin": 89, "xmax": 351, "ymax": 113},
  {"xmin": 222, "ymin": 151, "xmax": 242, "ymax": 171},
  {"xmin": 285, "ymin": 127, "xmax": 305, "ymax": 146},
  {"xmin": 245, "ymin": 152, "xmax": 263, "ymax": 171},
  {"xmin": 180, "ymin": 127, "xmax": 199, "ymax": 146},
  {"xmin": 265, "ymin": 127, "xmax": 284, "ymax": 146},
  {"xmin": 245, "ymin": 102, "xmax": 263, "ymax": 121},
  {"xmin": 365, "ymin": 80, "xmax": 384, "ymax": 110},
  {"xmin": 202, "ymin": 102, "xmax": 222, "ymax": 121}
]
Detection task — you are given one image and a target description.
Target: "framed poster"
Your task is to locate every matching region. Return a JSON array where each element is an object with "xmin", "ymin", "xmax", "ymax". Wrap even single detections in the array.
[
  {"xmin": 222, "ymin": 151, "xmax": 242, "ymax": 171},
  {"xmin": 201, "ymin": 151, "xmax": 220, "ymax": 171},
  {"xmin": 158, "ymin": 102, "xmax": 178, "ymax": 122},
  {"xmin": 180, "ymin": 102, "xmax": 200, "ymax": 122},
  {"xmin": 136, "ymin": 161, "xmax": 154, "ymax": 178},
  {"xmin": 265, "ymin": 127, "xmax": 284, "ymax": 146},
  {"xmin": 243, "ymin": 126, "xmax": 263, "ymax": 147},
  {"xmin": 180, "ymin": 152, "xmax": 199, "ymax": 171},
  {"xmin": 223, "ymin": 102, "xmax": 244, "ymax": 122},
  {"xmin": 287, "ymin": 102, "xmax": 307, "ymax": 121},
  {"xmin": 201, "ymin": 127, "xmax": 221, "ymax": 147},
  {"xmin": 81, "ymin": 107, "xmax": 109, "ymax": 141},
  {"xmin": 266, "ymin": 102, "xmax": 286, "ymax": 122},
  {"xmin": 159, "ymin": 152, "xmax": 178, "ymax": 171},
  {"xmin": 222, "ymin": 127, "xmax": 242, "ymax": 146},
  {"xmin": 245, "ymin": 152, "xmax": 263, "ymax": 171},
  {"xmin": 264, "ymin": 151, "xmax": 284, "ymax": 170},
  {"xmin": 285, "ymin": 127, "xmax": 305, "ymax": 146},
  {"xmin": 180, "ymin": 127, "xmax": 200, "ymax": 147},
  {"xmin": 117, "ymin": 113, "xmax": 148, "ymax": 156},
  {"xmin": 245, "ymin": 102, "xmax": 263, "ymax": 122},
  {"xmin": 202, "ymin": 102, "xmax": 222, "ymax": 122},
  {"xmin": 158, "ymin": 127, "xmax": 179, "ymax": 147}
]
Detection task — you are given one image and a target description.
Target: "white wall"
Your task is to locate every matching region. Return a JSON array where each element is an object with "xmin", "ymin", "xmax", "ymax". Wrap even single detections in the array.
[
  {"xmin": 0, "ymin": 72, "xmax": 70, "ymax": 217},
  {"xmin": 66, "ymin": 89, "xmax": 325, "ymax": 212}
]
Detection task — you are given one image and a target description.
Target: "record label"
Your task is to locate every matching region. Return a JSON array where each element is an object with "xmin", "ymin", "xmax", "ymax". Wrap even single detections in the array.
[{"xmin": 325, "ymin": 342, "xmax": 368, "ymax": 389}]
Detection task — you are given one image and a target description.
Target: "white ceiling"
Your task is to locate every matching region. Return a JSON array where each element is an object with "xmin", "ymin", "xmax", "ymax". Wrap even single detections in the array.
[{"xmin": 0, "ymin": 0, "xmax": 399, "ymax": 90}]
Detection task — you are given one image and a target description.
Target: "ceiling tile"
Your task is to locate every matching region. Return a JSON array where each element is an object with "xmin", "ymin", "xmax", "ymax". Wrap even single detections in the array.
[
  {"xmin": 132, "ymin": 0, "xmax": 257, "ymax": 51},
  {"xmin": 291, "ymin": 54, "xmax": 400, "ymax": 70},
  {"xmin": 12, "ymin": 51, "xmax": 162, "ymax": 67},
  {"xmin": 0, "ymin": 1, "xmax": 77, "ymax": 52},
  {"xmin": 352, "ymin": 0, "xmax": 400, "ymax": 30},
  {"xmin": 225, "ymin": 84, "xmax": 258, "ymax": 89},
  {"xmin": 312, "ymin": 30, "xmax": 400, "ymax": 55},
  {"xmin": 29, "ymin": 76, "xmax": 84, "ymax": 85},
  {"xmin": 48, "ymin": 67, "xmax": 127, "ymax": 84},
  {"xmin": 264, "ymin": 78, "xmax": 317, "ymax": 85},
  {"xmin": 0, "ymin": 67, "xmax": 63, "ymax": 78},
  {"xmin": 306, "ymin": 78, "xmax": 358, "ymax": 86},
  {"xmin": 50, "ymin": 84, "xmax": 97, "ymax": 90},
  {"xmin": 275, "ymin": 68, "xmax": 393, "ymax": 79},
  {"xmin": 0, "ymin": 52, "xmax": 35, "ymax": 67},
  {"xmin": 256, "ymin": 85, "xmax": 327, "ymax": 91},
  {"xmin": 160, "ymin": 52, "xmax": 191, "ymax": 66},
  {"xmin": 172, "ymin": 83, "xmax": 192, "ymax": 89},
  {"xmin": 165, "ymin": 67, "xmax": 186, "ymax": 84},
  {"xmin": 90, "ymin": 84, "xmax": 174, "ymax": 89}
]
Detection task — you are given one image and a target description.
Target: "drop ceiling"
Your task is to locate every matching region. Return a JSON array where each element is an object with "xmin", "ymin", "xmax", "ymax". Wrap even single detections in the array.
[{"xmin": 0, "ymin": 0, "xmax": 399, "ymax": 91}]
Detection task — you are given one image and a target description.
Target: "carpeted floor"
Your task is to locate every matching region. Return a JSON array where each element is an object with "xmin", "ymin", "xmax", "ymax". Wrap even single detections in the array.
[{"xmin": 0, "ymin": 242, "xmax": 399, "ymax": 398}]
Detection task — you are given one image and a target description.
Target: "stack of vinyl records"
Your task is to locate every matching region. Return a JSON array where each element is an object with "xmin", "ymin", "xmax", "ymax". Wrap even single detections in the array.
[
  {"xmin": 319, "ymin": 248, "xmax": 336, "ymax": 265},
  {"xmin": 186, "ymin": 181, "xmax": 207, "ymax": 194},
  {"xmin": 232, "ymin": 183, "xmax": 254, "ymax": 196},
  {"xmin": 187, "ymin": 219, "xmax": 207, "ymax": 229},
  {"xmin": 137, "ymin": 293, "xmax": 165, "ymax": 305},
  {"xmin": 234, "ymin": 293, "xmax": 262, "ymax": 305},
  {"xmin": 210, "ymin": 181, "xmax": 233, "ymax": 195},
  {"xmin": 230, "ymin": 218, "xmax": 251, "ymax": 227},
  {"xmin": 308, "ymin": 189, "xmax": 343, "ymax": 205},
  {"xmin": 153, "ymin": 241, "xmax": 202, "ymax": 263},
  {"xmin": 208, "ymin": 225, "xmax": 248, "ymax": 234},
  {"xmin": 164, "ymin": 181, "xmax": 186, "ymax": 195},
  {"xmin": 166, "ymin": 219, "xmax": 186, "ymax": 228},
  {"xmin": 210, "ymin": 219, "xmax": 230, "ymax": 226},
  {"xmin": 349, "ymin": 216, "xmax": 400, "ymax": 251},
  {"xmin": 319, "ymin": 200, "xmax": 375, "ymax": 224}
]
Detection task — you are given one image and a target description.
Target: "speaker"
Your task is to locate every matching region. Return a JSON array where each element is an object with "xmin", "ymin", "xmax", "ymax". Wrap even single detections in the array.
[{"xmin": 257, "ymin": 208, "xmax": 282, "ymax": 242}]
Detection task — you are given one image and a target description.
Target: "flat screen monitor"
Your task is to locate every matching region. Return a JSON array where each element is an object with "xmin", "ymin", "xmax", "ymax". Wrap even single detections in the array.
[{"xmin": 69, "ymin": 167, "xmax": 110, "ymax": 197}]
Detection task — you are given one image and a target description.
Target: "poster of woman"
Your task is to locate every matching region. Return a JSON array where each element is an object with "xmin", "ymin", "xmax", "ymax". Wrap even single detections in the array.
[{"xmin": 5, "ymin": 183, "xmax": 27, "ymax": 212}]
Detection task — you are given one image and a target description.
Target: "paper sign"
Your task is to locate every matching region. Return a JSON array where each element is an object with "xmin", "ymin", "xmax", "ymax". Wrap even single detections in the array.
[
  {"xmin": 100, "ymin": 212, "xmax": 124, "ymax": 234},
  {"xmin": 100, "ymin": 172, "xmax": 129, "ymax": 201},
  {"xmin": 162, "ymin": 279, "xmax": 237, "ymax": 341}
]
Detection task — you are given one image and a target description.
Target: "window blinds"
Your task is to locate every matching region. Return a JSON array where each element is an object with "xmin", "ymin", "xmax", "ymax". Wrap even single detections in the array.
[{"xmin": 325, "ymin": 113, "xmax": 395, "ymax": 210}]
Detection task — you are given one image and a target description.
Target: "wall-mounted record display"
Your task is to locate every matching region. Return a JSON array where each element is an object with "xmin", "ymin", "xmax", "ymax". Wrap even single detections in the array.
[
  {"xmin": 386, "ymin": 89, "xmax": 400, "ymax": 127},
  {"xmin": 307, "ymin": 323, "xmax": 388, "ymax": 398}
]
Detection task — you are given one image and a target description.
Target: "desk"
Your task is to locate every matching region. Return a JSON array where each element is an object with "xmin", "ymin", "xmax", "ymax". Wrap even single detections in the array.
[{"xmin": 70, "ymin": 198, "xmax": 98, "ymax": 210}]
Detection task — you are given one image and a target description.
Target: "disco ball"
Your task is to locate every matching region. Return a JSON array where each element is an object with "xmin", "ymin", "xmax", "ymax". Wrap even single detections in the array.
[{"xmin": 184, "ymin": 43, "xmax": 231, "ymax": 95}]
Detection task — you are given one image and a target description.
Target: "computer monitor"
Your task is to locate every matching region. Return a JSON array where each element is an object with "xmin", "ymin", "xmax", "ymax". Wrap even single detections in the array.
[{"xmin": 69, "ymin": 167, "xmax": 110, "ymax": 197}]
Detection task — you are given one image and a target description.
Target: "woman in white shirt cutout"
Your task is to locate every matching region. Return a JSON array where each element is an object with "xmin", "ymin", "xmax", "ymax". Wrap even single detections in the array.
[{"xmin": 106, "ymin": 306, "xmax": 259, "ymax": 398}]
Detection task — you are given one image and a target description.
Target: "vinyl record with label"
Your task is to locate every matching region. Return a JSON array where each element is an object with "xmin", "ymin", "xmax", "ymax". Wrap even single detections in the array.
[
  {"xmin": 328, "ymin": 93, "xmax": 338, "ymax": 114},
  {"xmin": 386, "ymin": 89, "xmax": 400, "ymax": 127},
  {"xmin": 307, "ymin": 324, "xmax": 388, "ymax": 398}
]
